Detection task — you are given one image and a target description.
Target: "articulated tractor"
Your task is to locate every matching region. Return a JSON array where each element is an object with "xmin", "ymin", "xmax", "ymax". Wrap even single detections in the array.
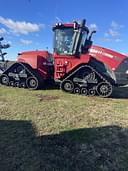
[{"xmin": 0, "ymin": 19, "xmax": 128, "ymax": 97}]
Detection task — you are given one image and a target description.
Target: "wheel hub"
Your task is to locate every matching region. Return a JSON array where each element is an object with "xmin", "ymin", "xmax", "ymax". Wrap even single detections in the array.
[{"xmin": 30, "ymin": 79, "xmax": 36, "ymax": 87}]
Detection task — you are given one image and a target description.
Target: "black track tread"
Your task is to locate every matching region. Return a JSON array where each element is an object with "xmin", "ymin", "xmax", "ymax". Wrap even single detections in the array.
[
  {"xmin": 61, "ymin": 64, "xmax": 113, "ymax": 97},
  {"xmin": 0, "ymin": 62, "xmax": 41, "ymax": 89}
]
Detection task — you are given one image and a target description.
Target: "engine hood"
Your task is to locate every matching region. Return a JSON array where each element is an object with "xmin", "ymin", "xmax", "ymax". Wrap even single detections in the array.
[
  {"xmin": 17, "ymin": 50, "xmax": 51, "ymax": 60},
  {"xmin": 89, "ymin": 45, "xmax": 128, "ymax": 71},
  {"xmin": 17, "ymin": 50, "xmax": 53, "ymax": 69}
]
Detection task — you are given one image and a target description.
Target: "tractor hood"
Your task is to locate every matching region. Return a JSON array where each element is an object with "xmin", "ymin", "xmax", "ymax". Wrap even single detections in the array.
[
  {"xmin": 89, "ymin": 45, "xmax": 128, "ymax": 71},
  {"xmin": 17, "ymin": 50, "xmax": 52, "ymax": 60},
  {"xmin": 89, "ymin": 45, "xmax": 128, "ymax": 85},
  {"xmin": 17, "ymin": 50, "xmax": 53, "ymax": 69}
]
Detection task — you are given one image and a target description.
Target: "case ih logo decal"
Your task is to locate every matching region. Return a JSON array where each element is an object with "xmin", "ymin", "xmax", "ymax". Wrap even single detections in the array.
[{"xmin": 89, "ymin": 48, "xmax": 121, "ymax": 61}]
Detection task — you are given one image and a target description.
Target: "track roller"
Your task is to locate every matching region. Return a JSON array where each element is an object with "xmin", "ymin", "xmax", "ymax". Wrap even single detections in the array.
[
  {"xmin": 20, "ymin": 82, "xmax": 26, "ymax": 88},
  {"xmin": 9, "ymin": 81, "xmax": 15, "ymax": 87},
  {"xmin": 81, "ymin": 87, "xmax": 88, "ymax": 96},
  {"xmin": 74, "ymin": 87, "xmax": 80, "ymax": 94},
  {"xmin": 88, "ymin": 89, "xmax": 96, "ymax": 96},
  {"xmin": 15, "ymin": 82, "xmax": 20, "ymax": 87},
  {"xmin": 96, "ymin": 82, "xmax": 112, "ymax": 97}
]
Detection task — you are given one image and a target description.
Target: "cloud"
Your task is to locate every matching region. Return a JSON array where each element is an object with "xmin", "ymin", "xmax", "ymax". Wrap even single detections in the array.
[
  {"xmin": 111, "ymin": 21, "xmax": 124, "ymax": 30},
  {"xmin": 108, "ymin": 29, "xmax": 120, "ymax": 37},
  {"xmin": 89, "ymin": 23, "xmax": 98, "ymax": 31},
  {"xmin": 101, "ymin": 37, "xmax": 112, "ymax": 42},
  {"xmin": 0, "ymin": 16, "xmax": 43, "ymax": 35},
  {"xmin": 20, "ymin": 39, "xmax": 32, "ymax": 45},
  {"xmin": 115, "ymin": 38, "xmax": 122, "ymax": 42},
  {"xmin": 103, "ymin": 21, "xmax": 124, "ymax": 42},
  {"xmin": 0, "ymin": 28, "xmax": 7, "ymax": 35}
]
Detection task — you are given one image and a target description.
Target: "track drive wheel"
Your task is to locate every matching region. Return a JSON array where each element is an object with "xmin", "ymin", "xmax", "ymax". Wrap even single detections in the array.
[
  {"xmin": 96, "ymin": 82, "xmax": 112, "ymax": 97},
  {"xmin": 0, "ymin": 74, "xmax": 9, "ymax": 86},
  {"xmin": 61, "ymin": 80, "xmax": 74, "ymax": 93},
  {"xmin": 26, "ymin": 76, "xmax": 39, "ymax": 90}
]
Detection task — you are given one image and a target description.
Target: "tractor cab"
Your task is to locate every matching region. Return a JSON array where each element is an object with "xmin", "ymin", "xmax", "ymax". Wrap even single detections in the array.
[
  {"xmin": 53, "ymin": 19, "xmax": 90, "ymax": 56},
  {"xmin": 52, "ymin": 19, "xmax": 95, "ymax": 79}
]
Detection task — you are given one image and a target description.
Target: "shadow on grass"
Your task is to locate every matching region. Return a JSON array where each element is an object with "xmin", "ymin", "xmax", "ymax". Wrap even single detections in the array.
[
  {"xmin": 111, "ymin": 86, "xmax": 128, "ymax": 99},
  {"xmin": 43, "ymin": 81, "xmax": 60, "ymax": 90},
  {"xmin": 0, "ymin": 120, "xmax": 40, "ymax": 171},
  {"xmin": 0, "ymin": 120, "xmax": 128, "ymax": 171},
  {"xmin": 40, "ymin": 83, "xmax": 128, "ymax": 99}
]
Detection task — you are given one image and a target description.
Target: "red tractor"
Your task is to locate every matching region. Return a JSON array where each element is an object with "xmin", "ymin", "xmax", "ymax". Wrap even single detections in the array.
[{"xmin": 0, "ymin": 19, "xmax": 128, "ymax": 97}]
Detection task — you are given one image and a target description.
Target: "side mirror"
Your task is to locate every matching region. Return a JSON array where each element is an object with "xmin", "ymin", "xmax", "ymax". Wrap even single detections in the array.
[{"xmin": 88, "ymin": 30, "xmax": 96, "ymax": 40}]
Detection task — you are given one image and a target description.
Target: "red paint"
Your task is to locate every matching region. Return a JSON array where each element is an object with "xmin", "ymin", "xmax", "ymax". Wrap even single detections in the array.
[
  {"xmin": 53, "ymin": 52, "xmax": 90, "ymax": 79},
  {"xmin": 89, "ymin": 45, "xmax": 127, "ymax": 70},
  {"xmin": 17, "ymin": 45, "xmax": 128, "ymax": 81},
  {"xmin": 17, "ymin": 51, "xmax": 53, "ymax": 79}
]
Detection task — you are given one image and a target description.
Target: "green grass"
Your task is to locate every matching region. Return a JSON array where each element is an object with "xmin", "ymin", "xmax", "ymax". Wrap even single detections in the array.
[{"xmin": 0, "ymin": 85, "xmax": 128, "ymax": 170}]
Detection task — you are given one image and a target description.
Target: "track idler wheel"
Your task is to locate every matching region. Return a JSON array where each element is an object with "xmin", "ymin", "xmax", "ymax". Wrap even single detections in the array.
[
  {"xmin": 0, "ymin": 74, "xmax": 9, "ymax": 86},
  {"xmin": 26, "ymin": 76, "xmax": 39, "ymax": 90},
  {"xmin": 96, "ymin": 82, "xmax": 112, "ymax": 97},
  {"xmin": 61, "ymin": 80, "xmax": 74, "ymax": 93}
]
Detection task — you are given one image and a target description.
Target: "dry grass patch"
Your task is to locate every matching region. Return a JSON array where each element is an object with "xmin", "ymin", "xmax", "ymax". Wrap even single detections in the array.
[{"xmin": 0, "ymin": 86, "xmax": 128, "ymax": 170}]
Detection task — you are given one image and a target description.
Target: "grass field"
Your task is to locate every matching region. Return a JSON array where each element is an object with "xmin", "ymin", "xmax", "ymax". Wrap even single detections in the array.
[{"xmin": 0, "ymin": 85, "xmax": 128, "ymax": 171}]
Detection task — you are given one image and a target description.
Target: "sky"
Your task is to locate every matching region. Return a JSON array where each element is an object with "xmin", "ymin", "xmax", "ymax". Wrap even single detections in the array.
[{"xmin": 0, "ymin": 0, "xmax": 128, "ymax": 60}]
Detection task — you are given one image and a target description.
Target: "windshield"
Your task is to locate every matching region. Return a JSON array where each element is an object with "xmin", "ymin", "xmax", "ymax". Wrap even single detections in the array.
[{"xmin": 54, "ymin": 28, "xmax": 74, "ymax": 55}]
